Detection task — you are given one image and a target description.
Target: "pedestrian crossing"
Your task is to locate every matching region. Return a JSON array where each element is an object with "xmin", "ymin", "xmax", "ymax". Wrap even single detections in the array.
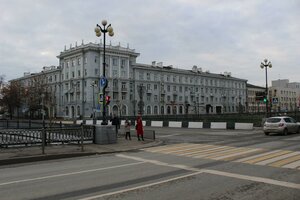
[{"xmin": 143, "ymin": 143, "xmax": 300, "ymax": 170}]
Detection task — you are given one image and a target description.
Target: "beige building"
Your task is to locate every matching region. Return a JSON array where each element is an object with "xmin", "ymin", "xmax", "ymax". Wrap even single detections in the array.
[{"xmin": 269, "ymin": 79, "xmax": 300, "ymax": 112}]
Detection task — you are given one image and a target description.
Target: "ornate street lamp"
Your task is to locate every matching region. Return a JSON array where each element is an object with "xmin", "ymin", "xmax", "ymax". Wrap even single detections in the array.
[
  {"xmin": 260, "ymin": 58, "xmax": 272, "ymax": 117},
  {"xmin": 94, "ymin": 20, "xmax": 114, "ymax": 125}
]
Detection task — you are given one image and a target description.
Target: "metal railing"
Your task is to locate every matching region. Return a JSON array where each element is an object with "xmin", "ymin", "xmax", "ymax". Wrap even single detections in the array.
[{"xmin": 0, "ymin": 125, "xmax": 94, "ymax": 148}]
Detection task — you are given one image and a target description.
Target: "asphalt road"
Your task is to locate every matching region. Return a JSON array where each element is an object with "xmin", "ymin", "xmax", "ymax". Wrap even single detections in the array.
[{"xmin": 0, "ymin": 128, "xmax": 300, "ymax": 200}]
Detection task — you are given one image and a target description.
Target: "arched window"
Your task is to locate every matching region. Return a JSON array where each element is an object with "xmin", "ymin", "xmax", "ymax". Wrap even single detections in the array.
[
  {"xmin": 122, "ymin": 105, "xmax": 127, "ymax": 116},
  {"xmin": 113, "ymin": 105, "xmax": 118, "ymax": 115},
  {"xmin": 65, "ymin": 107, "xmax": 69, "ymax": 116},
  {"xmin": 147, "ymin": 106, "xmax": 151, "ymax": 115},
  {"xmin": 154, "ymin": 106, "xmax": 158, "ymax": 114},
  {"xmin": 161, "ymin": 106, "xmax": 164, "ymax": 115},
  {"xmin": 77, "ymin": 106, "xmax": 80, "ymax": 117},
  {"xmin": 167, "ymin": 106, "xmax": 171, "ymax": 114},
  {"xmin": 179, "ymin": 106, "xmax": 183, "ymax": 114},
  {"xmin": 173, "ymin": 106, "xmax": 177, "ymax": 114}
]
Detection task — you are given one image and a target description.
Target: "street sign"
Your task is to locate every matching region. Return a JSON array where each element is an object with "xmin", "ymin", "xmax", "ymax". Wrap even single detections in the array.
[
  {"xmin": 272, "ymin": 97, "xmax": 279, "ymax": 104},
  {"xmin": 100, "ymin": 77, "xmax": 107, "ymax": 88}
]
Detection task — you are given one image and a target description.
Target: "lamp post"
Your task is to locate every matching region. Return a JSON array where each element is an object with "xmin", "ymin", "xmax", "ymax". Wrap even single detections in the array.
[
  {"xmin": 260, "ymin": 58, "xmax": 272, "ymax": 117},
  {"xmin": 94, "ymin": 20, "xmax": 114, "ymax": 125}
]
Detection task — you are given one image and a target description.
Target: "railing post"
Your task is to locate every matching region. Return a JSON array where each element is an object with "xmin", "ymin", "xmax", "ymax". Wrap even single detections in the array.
[
  {"xmin": 81, "ymin": 124, "xmax": 84, "ymax": 152},
  {"xmin": 42, "ymin": 128, "xmax": 45, "ymax": 154}
]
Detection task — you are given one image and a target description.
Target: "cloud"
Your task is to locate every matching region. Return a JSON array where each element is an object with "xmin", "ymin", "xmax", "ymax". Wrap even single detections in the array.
[{"xmin": 0, "ymin": 0, "xmax": 299, "ymax": 87}]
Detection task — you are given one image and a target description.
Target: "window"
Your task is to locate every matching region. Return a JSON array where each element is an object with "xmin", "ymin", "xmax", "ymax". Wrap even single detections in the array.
[
  {"xmin": 121, "ymin": 59, "xmax": 126, "ymax": 67},
  {"xmin": 113, "ymin": 58, "xmax": 118, "ymax": 66},
  {"xmin": 147, "ymin": 73, "xmax": 151, "ymax": 80},
  {"xmin": 139, "ymin": 72, "xmax": 144, "ymax": 80},
  {"xmin": 121, "ymin": 71, "xmax": 126, "ymax": 78},
  {"xmin": 112, "ymin": 70, "xmax": 118, "ymax": 77},
  {"xmin": 77, "ymin": 58, "xmax": 81, "ymax": 65},
  {"xmin": 72, "ymin": 71, "xmax": 75, "ymax": 78},
  {"xmin": 95, "ymin": 68, "xmax": 99, "ymax": 75},
  {"xmin": 154, "ymin": 84, "xmax": 158, "ymax": 90},
  {"xmin": 147, "ymin": 94, "xmax": 151, "ymax": 101},
  {"xmin": 78, "ymin": 70, "xmax": 81, "ymax": 77},
  {"xmin": 167, "ymin": 85, "xmax": 170, "ymax": 92}
]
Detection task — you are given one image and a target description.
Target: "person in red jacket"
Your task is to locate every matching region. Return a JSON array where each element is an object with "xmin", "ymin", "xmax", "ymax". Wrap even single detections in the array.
[{"xmin": 136, "ymin": 115, "xmax": 144, "ymax": 141}]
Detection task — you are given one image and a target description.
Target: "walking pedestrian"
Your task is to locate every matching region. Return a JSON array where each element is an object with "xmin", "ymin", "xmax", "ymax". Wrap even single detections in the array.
[
  {"xmin": 110, "ymin": 114, "xmax": 120, "ymax": 136},
  {"xmin": 136, "ymin": 115, "xmax": 144, "ymax": 141},
  {"xmin": 125, "ymin": 119, "xmax": 131, "ymax": 140}
]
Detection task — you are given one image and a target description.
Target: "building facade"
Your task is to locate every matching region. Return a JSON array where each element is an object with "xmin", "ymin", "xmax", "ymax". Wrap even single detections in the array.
[
  {"xmin": 11, "ymin": 42, "xmax": 248, "ymax": 119},
  {"xmin": 246, "ymin": 83, "xmax": 266, "ymax": 113},
  {"xmin": 269, "ymin": 79, "xmax": 300, "ymax": 112}
]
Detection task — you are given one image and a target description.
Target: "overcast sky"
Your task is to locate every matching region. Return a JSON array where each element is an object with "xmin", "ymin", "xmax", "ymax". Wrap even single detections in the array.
[{"xmin": 0, "ymin": 0, "xmax": 299, "ymax": 86}]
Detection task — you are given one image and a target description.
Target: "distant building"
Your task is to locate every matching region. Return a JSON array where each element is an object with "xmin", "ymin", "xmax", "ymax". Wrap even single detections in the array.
[
  {"xmin": 269, "ymin": 79, "xmax": 300, "ymax": 112},
  {"xmin": 11, "ymin": 42, "xmax": 248, "ymax": 119},
  {"xmin": 246, "ymin": 83, "xmax": 266, "ymax": 113}
]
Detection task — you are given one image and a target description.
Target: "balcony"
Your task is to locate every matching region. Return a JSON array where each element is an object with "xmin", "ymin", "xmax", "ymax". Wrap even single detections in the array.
[{"xmin": 146, "ymin": 89, "xmax": 152, "ymax": 93}]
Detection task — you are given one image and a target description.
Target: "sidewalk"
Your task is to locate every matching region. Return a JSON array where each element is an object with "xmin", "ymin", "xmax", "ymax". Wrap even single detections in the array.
[{"xmin": 0, "ymin": 137, "xmax": 162, "ymax": 166}]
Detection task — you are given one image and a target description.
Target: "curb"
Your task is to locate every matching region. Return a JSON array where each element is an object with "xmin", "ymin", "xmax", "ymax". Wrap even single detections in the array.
[{"xmin": 0, "ymin": 140, "xmax": 163, "ymax": 166}]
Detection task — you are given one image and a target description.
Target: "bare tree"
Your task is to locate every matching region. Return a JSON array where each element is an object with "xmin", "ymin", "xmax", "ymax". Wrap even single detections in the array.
[{"xmin": 0, "ymin": 81, "xmax": 23, "ymax": 119}]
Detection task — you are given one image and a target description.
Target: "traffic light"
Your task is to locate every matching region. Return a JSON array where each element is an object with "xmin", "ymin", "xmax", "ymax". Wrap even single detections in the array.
[
  {"xmin": 263, "ymin": 96, "xmax": 267, "ymax": 103},
  {"xmin": 105, "ymin": 96, "xmax": 111, "ymax": 106}
]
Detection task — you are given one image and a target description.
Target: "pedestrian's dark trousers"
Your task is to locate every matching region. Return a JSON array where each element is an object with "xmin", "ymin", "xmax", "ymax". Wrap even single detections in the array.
[{"xmin": 125, "ymin": 132, "xmax": 131, "ymax": 140}]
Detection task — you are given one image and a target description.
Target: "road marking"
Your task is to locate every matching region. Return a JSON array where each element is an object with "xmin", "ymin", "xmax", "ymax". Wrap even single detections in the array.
[
  {"xmin": 0, "ymin": 162, "xmax": 144, "ymax": 187},
  {"xmin": 220, "ymin": 149, "xmax": 263, "ymax": 161},
  {"xmin": 145, "ymin": 143, "xmax": 197, "ymax": 152},
  {"xmin": 203, "ymin": 169, "xmax": 300, "ymax": 190},
  {"xmin": 255, "ymin": 151, "xmax": 300, "ymax": 165},
  {"xmin": 270, "ymin": 154, "xmax": 300, "ymax": 168},
  {"xmin": 116, "ymin": 154, "xmax": 200, "ymax": 172},
  {"xmin": 283, "ymin": 160, "xmax": 300, "ymax": 169},
  {"xmin": 77, "ymin": 171, "xmax": 203, "ymax": 200},
  {"xmin": 145, "ymin": 144, "xmax": 300, "ymax": 170},
  {"xmin": 164, "ymin": 144, "xmax": 216, "ymax": 155},
  {"xmin": 192, "ymin": 146, "xmax": 236, "ymax": 158},
  {"xmin": 243, "ymin": 150, "xmax": 292, "ymax": 164},
  {"xmin": 116, "ymin": 154, "xmax": 300, "ymax": 191},
  {"xmin": 158, "ymin": 133, "xmax": 181, "ymax": 138},
  {"xmin": 235, "ymin": 150, "xmax": 281, "ymax": 162}
]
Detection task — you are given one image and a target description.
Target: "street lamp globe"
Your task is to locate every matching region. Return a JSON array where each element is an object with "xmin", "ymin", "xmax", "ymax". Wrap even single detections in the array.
[
  {"xmin": 260, "ymin": 63, "xmax": 264, "ymax": 69},
  {"xmin": 102, "ymin": 20, "xmax": 107, "ymax": 26},
  {"xmin": 108, "ymin": 31, "xmax": 114, "ymax": 37},
  {"xmin": 94, "ymin": 27, "xmax": 100, "ymax": 33},
  {"xmin": 96, "ymin": 31, "xmax": 101, "ymax": 37}
]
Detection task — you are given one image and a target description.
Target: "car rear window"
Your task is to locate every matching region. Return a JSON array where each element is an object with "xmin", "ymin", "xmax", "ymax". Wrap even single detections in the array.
[{"xmin": 266, "ymin": 118, "xmax": 281, "ymax": 123}]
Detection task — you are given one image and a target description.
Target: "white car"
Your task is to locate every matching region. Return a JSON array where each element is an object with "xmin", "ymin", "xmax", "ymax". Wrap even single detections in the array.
[{"xmin": 263, "ymin": 116, "xmax": 300, "ymax": 136}]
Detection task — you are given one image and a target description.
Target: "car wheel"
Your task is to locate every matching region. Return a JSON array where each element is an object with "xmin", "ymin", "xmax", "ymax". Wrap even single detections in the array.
[
  {"xmin": 264, "ymin": 132, "xmax": 269, "ymax": 136},
  {"xmin": 283, "ymin": 129, "xmax": 288, "ymax": 136}
]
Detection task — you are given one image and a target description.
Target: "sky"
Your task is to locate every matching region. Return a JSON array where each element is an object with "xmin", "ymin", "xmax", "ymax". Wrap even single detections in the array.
[{"xmin": 0, "ymin": 0, "xmax": 299, "ymax": 87}]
